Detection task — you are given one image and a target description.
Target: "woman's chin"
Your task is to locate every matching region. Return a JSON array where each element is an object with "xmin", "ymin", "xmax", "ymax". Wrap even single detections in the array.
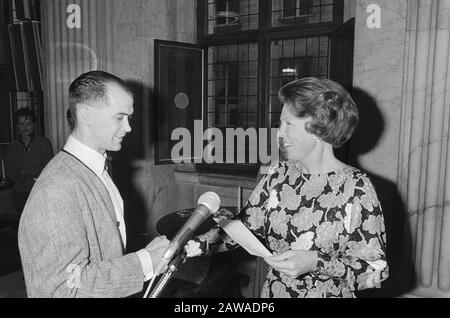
[{"xmin": 280, "ymin": 149, "xmax": 291, "ymax": 161}]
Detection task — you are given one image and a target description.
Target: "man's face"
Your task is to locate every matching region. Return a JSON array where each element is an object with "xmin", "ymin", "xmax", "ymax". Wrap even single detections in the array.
[
  {"xmin": 17, "ymin": 116, "xmax": 35, "ymax": 138},
  {"xmin": 86, "ymin": 83, "xmax": 134, "ymax": 154}
]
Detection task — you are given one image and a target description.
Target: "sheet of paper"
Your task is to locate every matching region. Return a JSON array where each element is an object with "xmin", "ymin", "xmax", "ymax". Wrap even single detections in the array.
[{"xmin": 216, "ymin": 219, "xmax": 272, "ymax": 258}]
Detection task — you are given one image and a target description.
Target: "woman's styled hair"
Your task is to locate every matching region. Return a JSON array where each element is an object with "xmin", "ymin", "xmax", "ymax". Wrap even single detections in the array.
[{"xmin": 278, "ymin": 77, "xmax": 359, "ymax": 148}]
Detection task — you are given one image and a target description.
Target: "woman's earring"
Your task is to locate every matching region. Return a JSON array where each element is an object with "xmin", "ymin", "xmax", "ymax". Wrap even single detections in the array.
[{"xmin": 314, "ymin": 135, "xmax": 322, "ymax": 143}]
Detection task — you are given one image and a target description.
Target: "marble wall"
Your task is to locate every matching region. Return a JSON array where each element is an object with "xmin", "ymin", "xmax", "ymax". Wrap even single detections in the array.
[{"xmin": 352, "ymin": 0, "xmax": 450, "ymax": 297}]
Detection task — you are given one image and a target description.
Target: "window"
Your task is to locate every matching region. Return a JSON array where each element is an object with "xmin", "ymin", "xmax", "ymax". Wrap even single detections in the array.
[{"xmin": 198, "ymin": 0, "xmax": 346, "ymax": 173}]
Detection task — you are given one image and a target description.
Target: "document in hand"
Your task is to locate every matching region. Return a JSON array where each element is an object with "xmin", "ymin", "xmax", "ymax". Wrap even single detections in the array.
[{"xmin": 216, "ymin": 219, "xmax": 272, "ymax": 258}]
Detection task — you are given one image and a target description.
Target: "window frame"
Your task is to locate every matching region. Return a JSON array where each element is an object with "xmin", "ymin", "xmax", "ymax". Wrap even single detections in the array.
[{"xmin": 196, "ymin": 0, "xmax": 344, "ymax": 175}]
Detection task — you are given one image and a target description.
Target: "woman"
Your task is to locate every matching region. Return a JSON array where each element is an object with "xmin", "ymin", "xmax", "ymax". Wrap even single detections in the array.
[
  {"xmin": 4, "ymin": 108, "xmax": 53, "ymax": 217},
  {"xmin": 185, "ymin": 77, "xmax": 388, "ymax": 298}
]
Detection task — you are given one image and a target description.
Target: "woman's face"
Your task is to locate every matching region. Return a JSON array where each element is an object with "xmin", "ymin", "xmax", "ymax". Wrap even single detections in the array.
[
  {"xmin": 17, "ymin": 116, "xmax": 36, "ymax": 138},
  {"xmin": 278, "ymin": 105, "xmax": 317, "ymax": 163}
]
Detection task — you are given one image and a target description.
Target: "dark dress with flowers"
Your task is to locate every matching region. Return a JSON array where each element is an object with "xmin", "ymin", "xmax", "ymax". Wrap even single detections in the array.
[{"xmin": 185, "ymin": 161, "xmax": 389, "ymax": 298}]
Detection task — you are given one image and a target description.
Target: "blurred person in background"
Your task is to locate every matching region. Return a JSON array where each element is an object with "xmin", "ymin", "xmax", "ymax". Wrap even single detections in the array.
[{"xmin": 3, "ymin": 108, "xmax": 53, "ymax": 218}]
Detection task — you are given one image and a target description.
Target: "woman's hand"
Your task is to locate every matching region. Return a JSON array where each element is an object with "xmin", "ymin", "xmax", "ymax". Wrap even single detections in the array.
[{"xmin": 264, "ymin": 250, "xmax": 319, "ymax": 278}]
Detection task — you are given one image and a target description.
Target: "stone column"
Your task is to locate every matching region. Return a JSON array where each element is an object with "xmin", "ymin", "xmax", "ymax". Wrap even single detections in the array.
[
  {"xmin": 397, "ymin": 0, "xmax": 450, "ymax": 297},
  {"xmin": 41, "ymin": 0, "xmax": 114, "ymax": 151},
  {"xmin": 353, "ymin": 0, "xmax": 450, "ymax": 297}
]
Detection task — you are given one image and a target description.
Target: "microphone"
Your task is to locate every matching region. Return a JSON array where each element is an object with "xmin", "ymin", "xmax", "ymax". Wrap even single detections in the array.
[
  {"xmin": 162, "ymin": 191, "xmax": 221, "ymax": 263},
  {"xmin": 149, "ymin": 251, "xmax": 187, "ymax": 298}
]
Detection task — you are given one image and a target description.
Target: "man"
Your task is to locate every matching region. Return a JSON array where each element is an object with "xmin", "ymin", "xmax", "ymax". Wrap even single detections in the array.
[{"xmin": 18, "ymin": 71, "xmax": 170, "ymax": 298}]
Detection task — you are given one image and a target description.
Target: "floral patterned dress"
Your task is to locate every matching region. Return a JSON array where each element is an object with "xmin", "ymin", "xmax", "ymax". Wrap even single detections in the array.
[{"xmin": 185, "ymin": 161, "xmax": 389, "ymax": 298}]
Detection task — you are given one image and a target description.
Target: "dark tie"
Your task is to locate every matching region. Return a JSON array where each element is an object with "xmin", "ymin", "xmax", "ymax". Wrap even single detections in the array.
[{"xmin": 104, "ymin": 153, "xmax": 113, "ymax": 178}]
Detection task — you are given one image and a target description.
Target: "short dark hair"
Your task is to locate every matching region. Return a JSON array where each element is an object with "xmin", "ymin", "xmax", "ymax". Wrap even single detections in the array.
[
  {"xmin": 15, "ymin": 108, "xmax": 36, "ymax": 124},
  {"xmin": 67, "ymin": 70, "xmax": 132, "ymax": 131},
  {"xmin": 278, "ymin": 77, "xmax": 359, "ymax": 148}
]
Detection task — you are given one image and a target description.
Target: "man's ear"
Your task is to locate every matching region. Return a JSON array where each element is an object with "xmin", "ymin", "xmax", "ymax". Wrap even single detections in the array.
[{"xmin": 77, "ymin": 103, "xmax": 91, "ymax": 126}]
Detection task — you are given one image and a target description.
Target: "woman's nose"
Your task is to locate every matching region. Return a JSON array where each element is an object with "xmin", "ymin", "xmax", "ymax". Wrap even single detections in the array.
[{"xmin": 278, "ymin": 123, "xmax": 286, "ymax": 137}]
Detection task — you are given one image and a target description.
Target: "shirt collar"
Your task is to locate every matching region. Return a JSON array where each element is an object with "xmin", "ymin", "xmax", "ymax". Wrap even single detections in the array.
[{"xmin": 63, "ymin": 135, "xmax": 107, "ymax": 177}]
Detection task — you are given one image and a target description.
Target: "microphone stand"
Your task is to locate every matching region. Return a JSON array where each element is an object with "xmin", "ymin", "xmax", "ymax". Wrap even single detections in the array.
[{"xmin": 148, "ymin": 251, "xmax": 187, "ymax": 298}]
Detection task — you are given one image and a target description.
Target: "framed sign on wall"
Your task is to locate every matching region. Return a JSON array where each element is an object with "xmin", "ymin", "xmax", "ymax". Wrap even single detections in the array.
[{"xmin": 154, "ymin": 40, "xmax": 204, "ymax": 165}]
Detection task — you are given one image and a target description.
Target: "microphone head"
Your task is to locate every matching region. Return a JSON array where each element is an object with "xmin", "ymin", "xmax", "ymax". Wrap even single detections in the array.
[{"xmin": 197, "ymin": 192, "xmax": 221, "ymax": 214}]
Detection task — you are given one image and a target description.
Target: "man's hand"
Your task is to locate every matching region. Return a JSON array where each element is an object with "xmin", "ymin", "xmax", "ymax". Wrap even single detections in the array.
[
  {"xmin": 264, "ymin": 250, "xmax": 319, "ymax": 278},
  {"xmin": 145, "ymin": 235, "xmax": 170, "ymax": 275}
]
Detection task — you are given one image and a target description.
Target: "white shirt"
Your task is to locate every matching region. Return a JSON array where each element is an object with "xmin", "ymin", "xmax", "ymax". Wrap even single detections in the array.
[{"xmin": 64, "ymin": 135, "xmax": 154, "ymax": 281}]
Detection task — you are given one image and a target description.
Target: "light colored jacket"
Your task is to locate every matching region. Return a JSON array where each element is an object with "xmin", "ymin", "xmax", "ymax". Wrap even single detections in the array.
[{"xmin": 18, "ymin": 151, "xmax": 144, "ymax": 298}]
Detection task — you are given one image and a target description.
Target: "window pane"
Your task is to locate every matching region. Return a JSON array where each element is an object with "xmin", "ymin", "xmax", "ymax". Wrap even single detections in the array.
[
  {"xmin": 271, "ymin": 77, "xmax": 281, "ymax": 95},
  {"xmin": 208, "ymin": 64, "xmax": 214, "ymax": 79},
  {"xmin": 249, "ymin": 14, "xmax": 259, "ymax": 30},
  {"xmin": 208, "ymin": 97, "xmax": 215, "ymax": 112},
  {"xmin": 207, "ymin": 43, "xmax": 259, "ymax": 130},
  {"xmin": 248, "ymin": 96, "xmax": 258, "ymax": 112},
  {"xmin": 238, "ymin": 96, "xmax": 248, "ymax": 111},
  {"xmin": 249, "ymin": 62, "xmax": 258, "ymax": 78},
  {"xmin": 283, "ymin": 39, "xmax": 295, "ymax": 58},
  {"xmin": 283, "ymin": 0, "xmax": 297, "ymax": 17},
  {"xmin": 215, "ymin": 64, "xmax": 226, "ymax": 79},
  {"xmin": 321, "ymin": 5, "xmax": 334, "ymax": 22},
  {"xmin": 208, "ymin": 80, "xmax": 214, "ymax": 96},
  {"xmin": 319, "ymin": 57, "xmax": 328, "ymax": 76},
  {"xmin": 228, "ymin": 44, "xmax": 238, "ymax": 60},
  {"xmin": 320, "ymin": 37, "xmax": 329, "ymax": 57},
  {"xmin": 248, "ymin": 79, "xmax": 258, "ymax": 95},
  {"xmin": 239, "ymin": 44, "xmax": 249, "ymax": 60},
  {"xmin": 270, "ymin": 112, "xmax": 281, "ymax": 128},
  {"xmin": 272, "ymin": 0, "xmax": 336, "ymax": 27},
  {"xmin": 239, "ymin": 79, "xmax": 248, "ymax": 95},
  {"xmin": 249, "ymin": 43, "xmax": 258, "ymax": 61},
  {"xmin": 271, "ymin": 41, "xmax": 282, "ymax": 60},
  {"xmin": 208, "ymin": 0, "xmax": 259, "ymax": 35},
  {"xmin": 217, "ymin": 113, "xmax": 228, "ymax": 126},
  {"xmin": 247, "ymin": 113, "xmax": 258, "ymax": 128},
  {"xmin": 218, "ymin": 46, "xmax": 228, "ymax": 61},
  {"xmin": 215, "ymin": 80, "xmax": 226, "ymax": 96},
  {"xmin": 270, "ymin": 96, "xmax": 282, "ymax": 113},
  {"xmin": 240, "ymin": 63, "xmax": 249, "ymax": 78},
  {"xmin": 294, "ymin": 38, "xmax": 307, "ymax": 56},
  {"xmin": 307, "ymin": 37, "xmax": 319, "ymax": 56}
]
